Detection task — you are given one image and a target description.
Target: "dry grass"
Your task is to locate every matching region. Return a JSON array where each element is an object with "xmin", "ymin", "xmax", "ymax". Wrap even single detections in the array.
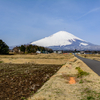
[
  {"xmin": 0, "ymin": 53, "xmax": 74, "ymax": 64},
  {"xmin": 28, "ymin": 57, "xmax": 100, "ymax": 100},
  {"xmin": 78, "ymin": 54, "xmax": 100, "ymax": 61}
]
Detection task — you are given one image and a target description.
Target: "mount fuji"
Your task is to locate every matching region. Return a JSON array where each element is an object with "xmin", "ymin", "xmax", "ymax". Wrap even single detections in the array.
[{"xmin": 31, "ymin": 31, "xmax": 100, "ymax": 50}]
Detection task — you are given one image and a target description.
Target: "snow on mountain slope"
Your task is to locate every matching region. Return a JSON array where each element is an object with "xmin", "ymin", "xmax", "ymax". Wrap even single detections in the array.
[
  {"xmin": 31, "ymin": 31, "xmax": 84, "ymax": 47},
  {"xmin": 79, "ymin": 43, "xmax": 88, "ymax": 46}
]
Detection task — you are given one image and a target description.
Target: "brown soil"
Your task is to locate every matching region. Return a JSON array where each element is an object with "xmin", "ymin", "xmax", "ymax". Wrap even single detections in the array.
[{"xmin": 0, "ymin": 63, "xmax": 61, "ymax": 100}]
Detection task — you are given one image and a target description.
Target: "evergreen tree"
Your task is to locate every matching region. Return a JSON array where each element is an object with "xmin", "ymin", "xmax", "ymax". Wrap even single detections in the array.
[
  {"xmin": 0, "ymin": 39, "xmax": 9, "ymax": 54},
  {"xmin": 20, "ymin": 45, "xmax": 26, "ymax": 53}
]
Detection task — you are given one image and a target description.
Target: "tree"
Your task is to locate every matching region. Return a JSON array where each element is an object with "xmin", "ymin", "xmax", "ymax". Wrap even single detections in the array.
[
  {"xmin": 26, "ymin": 45, "xmax": 35, "ymax": 53},
  {"xmin": 20, "ymin": 45, "xmax": 26, "ymax": 53},
  {"xmin": 74, "ymin": 49, "xmax": 77, "ymax": 53},
  {"xmin": 13, "ymin": 44, "xmax": 53, "ymax": 54},
  {"xmin": 0, "ymin": 39, "xmax": 9, "ymax": 54}
]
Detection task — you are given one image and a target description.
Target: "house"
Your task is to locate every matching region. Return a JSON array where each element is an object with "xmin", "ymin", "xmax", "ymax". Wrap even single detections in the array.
[
  {"xmin": 13, "ymin": 47, "xmax": 20, "ymax": 53},
  {"xmin": 36, "ymin": 51, "xmax": 41, "ymax": 54},
  {"xmin": 44, "ymin": 51, "xmax": 48, "ymax": 54},
  {"xmin": 80, "ymin": 51, "xmax": 85, "ymax": 54},
  {"xmin": 54, "ymin": 51, "xmax": 57, "ymax": 53},
  {"xmin": 53, "ymin": 50, "xmax": 63, "ymax": 54},
  {"xmin": 58, "ymin": 51, "xmax": 63, "ymax": 54}
]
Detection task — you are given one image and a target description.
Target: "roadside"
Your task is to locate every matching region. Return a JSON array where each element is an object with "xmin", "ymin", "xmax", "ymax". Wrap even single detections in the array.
[
  {"xmin": 75, "ymin": 54, "xmax": 100, "ymax": 76},
  {"xmin": 28, "ymin": 57, "xmax": 100, "ymax": 100},
  {"xmin": 77, "ymin": 54, "xmax": 100, "ymax": 61}
]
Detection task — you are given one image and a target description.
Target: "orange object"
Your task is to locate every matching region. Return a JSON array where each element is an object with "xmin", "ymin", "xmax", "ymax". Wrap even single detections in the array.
[{"xmin": 69, "ymin": 77, "xmax": 76, "ymax": 84}]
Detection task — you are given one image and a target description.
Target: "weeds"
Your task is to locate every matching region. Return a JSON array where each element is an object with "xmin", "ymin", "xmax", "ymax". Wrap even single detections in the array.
[
  {"xmin": 21, "ymin": 97, "xmax": 26, "ymax": 100},
  {"xmin": 81, "ymin": 88, "xmax": 100, "ymax": 100},
  {"xmin": 79, "ymin": 79, "xmax": 83, "ymax": 84},
  {"xmin": 0, "ymin": 61, "xmax": 3, "ymax": 63},
  {"xmin": 75, "ymin": 67, "xmax": 89, "ymax": 78},
  {"xmin": 87, "ymin": 96, "xmax": 95, "ymax": 100}
]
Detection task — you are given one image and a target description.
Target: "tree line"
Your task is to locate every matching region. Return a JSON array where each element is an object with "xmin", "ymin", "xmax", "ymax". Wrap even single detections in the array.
[
  {"xmin": 17, "ymin": 44, "xmax": 53, "ymax": 54},
  {"xmin": 0, "ymin": 39, "xmax": 53, "ymax": 54}
]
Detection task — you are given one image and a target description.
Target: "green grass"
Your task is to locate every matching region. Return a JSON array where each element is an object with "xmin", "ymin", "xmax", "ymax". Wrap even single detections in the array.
[
  {"xmin": 0, "ymin": 61, "xmax": 3, "ymax": 63},
  {"xmin": 79, "ymin": 79, "xmax": 84, "ymax": 84},
  {"xmin": 81, "ymin": 88, "xmax": 100, "ymax": 100},
  {"xmin": 75, "ymin": 67, "xmax": 89, "ymax": 78}
]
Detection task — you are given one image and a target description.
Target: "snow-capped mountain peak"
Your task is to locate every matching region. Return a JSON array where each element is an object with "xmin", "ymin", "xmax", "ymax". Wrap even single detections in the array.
[
  {"xmin": 30, "ymin": 31, "xmax": 100, "ymax": 50},
  {"xmin": 51, "ymin": 31, "xmax": 83, "ymax": 41},
  {"xmin": 31, "ymin": 31, "xmax": 84, "ymax": 47}
]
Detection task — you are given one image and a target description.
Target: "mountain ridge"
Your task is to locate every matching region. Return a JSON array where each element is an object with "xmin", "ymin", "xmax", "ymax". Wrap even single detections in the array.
[
  {"xmin": 31, "ymin": 31, "xmax": 100, "ymax": 50},
  {"xmin": 31, "ymin": 31, "xmax": 86, "ymax": 47}
]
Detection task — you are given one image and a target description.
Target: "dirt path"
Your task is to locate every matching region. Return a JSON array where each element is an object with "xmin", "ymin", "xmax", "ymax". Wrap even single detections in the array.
[{"xmin": 28, "ymin": 57, "xmax": 100, "ymax": 100}]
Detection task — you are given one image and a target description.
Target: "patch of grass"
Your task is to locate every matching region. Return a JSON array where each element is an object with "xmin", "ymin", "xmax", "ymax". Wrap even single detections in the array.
[
  {"xmin": 0, "ymin": 61, "xmax": 3, "ymax": 63},
  {"xmin": 84, "ymin": 79, "xmax": 92, "ymax": 83},
  {"xmin": 87, "ymin": 96, "xmax": 95, "ymax": 100},
  {"xmin": 81, "ymin": 88, "xmax": 100, "ymax": 100},
  {"xmin": 93, "ymin": 58, "xmax": 96, "ymax": 60},
  {"xmin": 73, "ymin": 59, "xmax": 77, "ymax": 62},
  {"xmin": 75, "ymin": 67, "xmax": 89, "ymax": 78},
  {"xmin": 79, "ymin": 79, "xmax": 83, "ymax": 84},
  {"xmin": 21, "ymin": 97, "xmax": 27, "ymax": 100}
]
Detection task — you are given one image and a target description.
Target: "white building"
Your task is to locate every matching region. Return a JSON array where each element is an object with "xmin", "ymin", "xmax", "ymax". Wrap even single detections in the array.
[{"xmin": 36, "ymin": 51, "xmax": 41, "ymax": 54}]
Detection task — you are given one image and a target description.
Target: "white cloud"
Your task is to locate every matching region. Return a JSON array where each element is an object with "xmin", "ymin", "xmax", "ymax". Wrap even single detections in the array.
[{"xmin": 78, "ymin": 7, "xmax": 100, "ymax": 19}]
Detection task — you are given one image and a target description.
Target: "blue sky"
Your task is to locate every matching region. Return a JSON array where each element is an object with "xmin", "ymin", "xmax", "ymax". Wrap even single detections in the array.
[{"xmin": 0, "ymin": 0, "xmax": 100, "ymax": 46}]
